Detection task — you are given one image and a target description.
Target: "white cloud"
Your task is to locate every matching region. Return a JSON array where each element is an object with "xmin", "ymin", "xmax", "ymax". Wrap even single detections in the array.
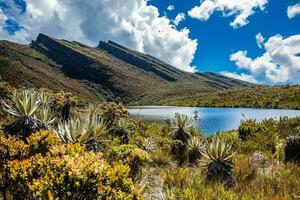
[
  {"xmin": 0, "ymin": 0, "xmax": 198, "ymax": 72},
  {"xmin": 173, "ymin": 12, "xmax": 185, "ymax": 26},
  {"xmin": 167, "ymin": 5, "xmax": 174, "ymax": 11},
  {"xmin": 220, "ymin": 71, "xmax": 258, "ymax": 84},
  {"xmin": 287, "ymin": 3, "xmax": 300, "ymax": 19},
  {"xmin": 230, "ymin": 34, "xmax": 300, "ymax": 84},
  {"xmin": 188, "ymin": 0, "xmax": 268, "ymax": 28},
  {"xmin": 256, "ymin": 33, "xmax": 265, "ymax": 49}
]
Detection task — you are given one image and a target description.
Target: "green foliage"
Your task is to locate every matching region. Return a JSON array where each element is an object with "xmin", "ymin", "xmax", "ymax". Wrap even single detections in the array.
[
  {"xmin": 187, "ymin": 136, "xmax": 202, "ymax": 165},
  {"xmin": 167, "ymin": 85, "xmax": 300, "ymax": 110},
  {"xmin": 106, "ymin": 144, "xmax": 152, "ymax": 180},
  {"xmin": 285, "ymin": 136, "xmax": 300, "ymax": 164},
  {"xmin": 200, "ymin": 137, "xmax": 236, "ymax": 186},
  {"xmin": 170, "ymin": 114, "xmax": 195, "ymax": 166},
  {"xmin": 55, "ymin": 111, "xmax": 108, "ymax": 151},
  {"xmin": 1, "ymin": 89, "xmax": 54, "ymax": 138},
  {"xmin": 114, "ymin": 118, "xmax": 131, "ymax": 144},
  {"xmin": 4, "ymin": 143, "xmax": 140, "ymax": 200},
  {"xmin": 238, "ymin": 119, "xmax": 261, "ymax": 141},
  {"xmin": 98, "ymin": 102, "xmax": 129, "ymax": 126},
  {"xmin": 170, "ymin": 113, "xmax": 195, "ymax": 143},
  {"xmin": 0, "ymin": 131, "xmax": 60, "ymax": 163}
]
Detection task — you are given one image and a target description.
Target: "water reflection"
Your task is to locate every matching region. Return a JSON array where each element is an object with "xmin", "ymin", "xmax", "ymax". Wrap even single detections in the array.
[{"xmin": 128, "ymin": 106, "xmax": 300, "ymax": 135}]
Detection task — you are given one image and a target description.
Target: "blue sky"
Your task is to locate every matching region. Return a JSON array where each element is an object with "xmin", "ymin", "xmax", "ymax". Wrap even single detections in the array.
[
  {"xmin": 1, "ymin": 0, "xmax": 300, "ymax": 84},
  {"xmin": 149, "ymin": 0, "xmax": 300, "ymax": 84}
]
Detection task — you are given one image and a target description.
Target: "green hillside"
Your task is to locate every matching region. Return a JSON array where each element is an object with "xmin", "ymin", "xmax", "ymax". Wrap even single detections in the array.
[
  {"xmin": 0, "ymin": 33, "xmax": 253, "ymax": 104},
  {"xmin": 167, "ymin": 85, "xmax": 300, "ymax": 109}
]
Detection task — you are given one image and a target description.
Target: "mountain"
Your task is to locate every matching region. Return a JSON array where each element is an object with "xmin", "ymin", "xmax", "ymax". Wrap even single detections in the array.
[{"xmin": 0, "ymin": 33, "xmax": 254, "ymax": 104}]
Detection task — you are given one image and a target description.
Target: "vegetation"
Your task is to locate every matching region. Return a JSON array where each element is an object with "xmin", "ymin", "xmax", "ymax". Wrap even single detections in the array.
[
  {"xmin": 0, "ymin": 35, "xmax": 253, "ymax": 105},
  {"xmin": 0, "ymin": 88, "xmax": 300, "ymax": 199},
  {"xmin": 167, "ymin": 85, "xmax": 300, "ymax": 110}
]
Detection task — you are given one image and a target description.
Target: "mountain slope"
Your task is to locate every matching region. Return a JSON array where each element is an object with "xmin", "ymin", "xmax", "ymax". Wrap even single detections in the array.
[{"xmin": 0, "ymin": 33, "xmax": 254, "ymax": 104}]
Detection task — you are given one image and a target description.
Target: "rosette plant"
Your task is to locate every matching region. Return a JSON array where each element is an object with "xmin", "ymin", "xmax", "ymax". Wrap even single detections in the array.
[
  {"xmin": 1, "ymin": 89, "xmax": 48, "ymax": 139},
  {"xmin": 170, "ymin": 113, "xmax": 195, "ymax": 166},
  {"xmin": 200, "ymin": 137, "xmax": 236, "ymax": 186},
  {"xmin": 55, "ymin": 111, "xmax": 108, "ymax": 151}
]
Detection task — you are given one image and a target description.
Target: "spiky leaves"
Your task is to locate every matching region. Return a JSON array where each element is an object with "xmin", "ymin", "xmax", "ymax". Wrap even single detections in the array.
[
  {"xmin": 55, "ymin": 112, "xmax": 108, "ymax": 151},
  {"xmin": 285, "ymin": 136, "xmax": 300, "ymax": 164},
  {"xmin": 170, "ymin": 113, "xmax": 195, "ymax": 143},
  {"xmin": 2, "ymin": 89, "xmax": 40, "ymax": 117},
  {"xmin": 170, "ymin": 114, "xmax": 195, "ymax": 166},
  {"xmin": 200, "ymin": 137, "xmax": 235, "ymax": 186},
  {"xmin": 188, "ymin": 136, "xmax": 202, "ymax": 165},
  {"xmin": 34, "ymin": 107, "xmax": 55, "ymax": 126},
  {"xmin": 114, "ymin": 118, "xmax": 131, "ymax": 144},
  {"xmin": 1, "ymin": 89, "xmax": 49, "ymax": 138},
  {"xmin": 38, "ymin": 90, "xmax": 52, "ymax": 107}
]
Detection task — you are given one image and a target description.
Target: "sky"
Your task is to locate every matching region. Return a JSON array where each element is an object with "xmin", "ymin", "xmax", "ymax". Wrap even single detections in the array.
[{"xmin": 0, "ymin": 0, "xmax": 300, "ymax": 85}]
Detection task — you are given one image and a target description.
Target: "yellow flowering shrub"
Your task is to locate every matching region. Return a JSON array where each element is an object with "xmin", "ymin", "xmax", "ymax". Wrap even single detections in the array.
[
  {"xmin": 107, "ymin": 144, "xmax": 152, "ymax": 180},
  {"xmin": 4, "ymin": 143, "xmax": 141, "ymax": 200},
  {"xmin": 0, "ymin": 131, "xmax": 60, "ymax": 163}
]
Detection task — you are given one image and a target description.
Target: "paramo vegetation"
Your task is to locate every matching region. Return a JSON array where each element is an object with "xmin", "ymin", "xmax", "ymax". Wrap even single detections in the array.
[
  {"xmin": 167, "ymin": 85, "xmax": 300, "ymax": 110},
  {"xmin": 0, "ymin": 82, "xmax": 300, "ymax": 200}
]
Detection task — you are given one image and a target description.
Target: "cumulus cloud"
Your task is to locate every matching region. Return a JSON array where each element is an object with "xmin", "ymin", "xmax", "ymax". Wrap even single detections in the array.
[
  {"xmin": 256, "ymin": 33, "xmax": 265, "ymax": 49},
  {"xmin": 220, "ymin": 71, "xmax": 258, "ymax": 84},
  {"xmin": 167, "ymin": 5, "xmax": 175, "ymax": 11},
  {"xmin": 287, "ymin": 3, "xmax": 300, "ymax": 19},
  {"xmin": 188, "ymin": 0, "xmax": 268, "ymax": 28},
  {"xmin": 230, "ymin": 34, "xmax": 300, "ymax": 84},
  {"xmin": 173, "ymin": 13, "xmax": 185, "ymax": 26},
  {"xmin": 0, "ymin": 0, "xmax": 198, "ymax": 72}
]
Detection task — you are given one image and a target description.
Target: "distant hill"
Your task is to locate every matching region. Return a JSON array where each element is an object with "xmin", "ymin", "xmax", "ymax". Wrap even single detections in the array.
[
  {"xmin": 166, "ymin": 85, "xmax": 300, "ymax": 109},
  {"xmin": 0, "ymin": 33, "xmax": 254, "ymax": 104}
]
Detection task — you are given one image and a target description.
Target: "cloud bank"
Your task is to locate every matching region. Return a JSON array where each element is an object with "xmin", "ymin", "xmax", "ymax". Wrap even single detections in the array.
[
  {"xmin": 287, "ymin": 3, "xmax": 300, "ymax": 19},
  {"xmin": 188, "ymin": 0, "xmax": 268, "ymax": 28},
  {"xmin": 220, "ymin": 71, "xmax": 258, "ymax": 84},
  {"xmin": 0, "ymin": 0, "xmax": 198, "ymax": 72},
  {"xmin": 230, "ymin": 34, "xmax": 300, "ymax": 84}
]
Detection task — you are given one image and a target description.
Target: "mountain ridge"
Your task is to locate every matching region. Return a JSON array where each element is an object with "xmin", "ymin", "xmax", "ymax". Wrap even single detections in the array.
[{"xmin": 0, "ymin": 33, "xmax": 254, "ymax": 104}]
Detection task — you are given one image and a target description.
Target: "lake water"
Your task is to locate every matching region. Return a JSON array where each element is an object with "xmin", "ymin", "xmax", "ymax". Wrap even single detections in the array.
[{"xmin": 128, "ymin": 106, "xmax": 300, "ymax": 135}]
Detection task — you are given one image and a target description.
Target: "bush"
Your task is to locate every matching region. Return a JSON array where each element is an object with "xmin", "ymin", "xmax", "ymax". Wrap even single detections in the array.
[
  {"xmin": 106, "ymin": 144, "xmax": 152, "ymax": 180},
  {"xmin": 4, "ymin": 143, "xmax": 141, "ymax": 200},
  {"xmin": 0, "ymin": 131, "xmax": 59, "ymax": 163}
]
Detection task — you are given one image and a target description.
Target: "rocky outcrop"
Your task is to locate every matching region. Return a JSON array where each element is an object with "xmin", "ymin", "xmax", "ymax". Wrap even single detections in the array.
[
  {"xmin": 30, "ymin": 34, "xmax": 124, "ymax": 95},
  {"xmin": 98, "ymin": 40, "xmax": 178, "ymax": 81}
]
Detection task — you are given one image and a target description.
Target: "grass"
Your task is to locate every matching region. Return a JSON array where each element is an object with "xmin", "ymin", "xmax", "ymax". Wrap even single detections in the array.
[
  {"xmin": 0, "ymin": 86, "xmax": 299, "ymax": 199},
  {"xmin": 166, "ymin": 85, "xmax": 300, "ymax": 110}
]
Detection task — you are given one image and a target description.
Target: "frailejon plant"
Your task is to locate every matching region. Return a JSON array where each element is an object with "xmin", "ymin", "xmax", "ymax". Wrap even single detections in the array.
[
  {"xmin": 1, "ymin": 89, "xmax": 48, "ymax": 139},
  {"xmin": 34, "ymin": 107, "xmax": 55, "ymax": 127},
  {"xmin": 199, "ymin": 137, "xmax": 236, "ymax": 186},
  {"xmin": 114, "ymin": 118, "xmax": 131, "ymax": 144},
  {"xmin": 170, "ymin": 113, "xmax": 195, "ymax": 166},
  {"xmin": 55, "ymin": 111, "xmax": 108, "ymax": 151},
  {"xmin": 285, "ymin": 136, "xmax": 300, "ymax": 164},
  {"xmin": 187, "ymin": 136, "xmax": 202, "ymax": 165}
]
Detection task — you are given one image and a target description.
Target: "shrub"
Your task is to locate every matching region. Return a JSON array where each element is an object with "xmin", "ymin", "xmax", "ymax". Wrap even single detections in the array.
[
  {"xmin": 238, "ymin": 119, "xmax": 261, "ymax": 141},
  {"xmin": 285, "ymin": 136, "xmax": 300, "ymax": 164},
  {"xmin": 4, "ymin": 143, "xmax": 141, "ymax": 200},
  {"xmin": 106, "ymin": 144, "xmax": 152, "ymax": 180},
  {"xmin": 0, "ymin": 131, "xmax": 59, "ymax": 163}
]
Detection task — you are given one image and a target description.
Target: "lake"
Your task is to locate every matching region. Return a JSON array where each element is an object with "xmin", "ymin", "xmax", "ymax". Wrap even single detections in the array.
[{"xmin": 128, "ymin": 106, "xmax": 300, "ymax": 135}]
